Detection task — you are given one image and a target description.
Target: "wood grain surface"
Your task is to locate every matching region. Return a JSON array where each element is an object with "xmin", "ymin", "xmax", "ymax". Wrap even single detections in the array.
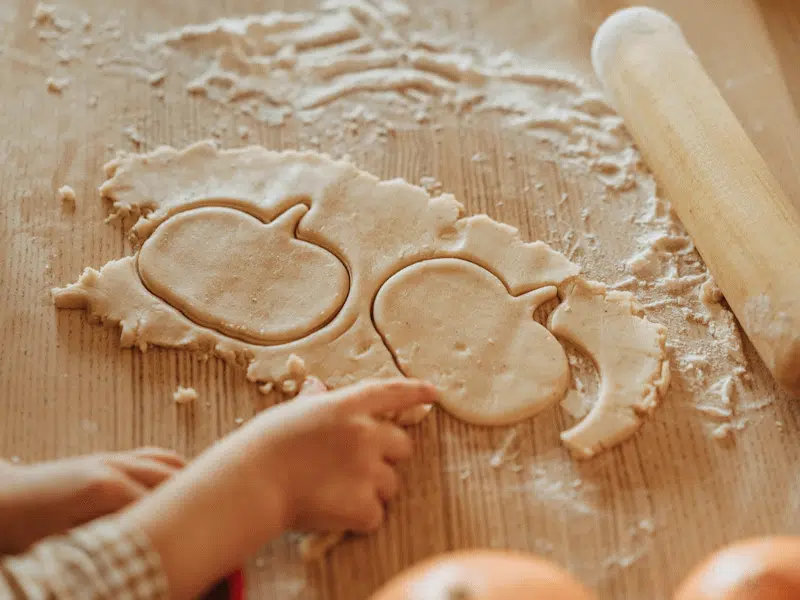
[{"xmin": 1, "ymin": 1, "xmax": 798, "ymax": 599}]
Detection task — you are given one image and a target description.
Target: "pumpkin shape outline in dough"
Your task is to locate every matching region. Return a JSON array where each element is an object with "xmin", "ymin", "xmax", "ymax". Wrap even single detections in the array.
[
  {"xmin": 373, "ymin": 258, "xmax": 570, "ymax": 426},
  {"xmin": 138, "ymin": 204, "xmax": 350, "ymax": 345}
]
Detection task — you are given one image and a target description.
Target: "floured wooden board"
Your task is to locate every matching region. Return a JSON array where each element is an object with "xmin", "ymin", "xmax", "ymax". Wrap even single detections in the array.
[{"xmin": 0, "ymin": 0, "xmax": 799, "ymax": 599}]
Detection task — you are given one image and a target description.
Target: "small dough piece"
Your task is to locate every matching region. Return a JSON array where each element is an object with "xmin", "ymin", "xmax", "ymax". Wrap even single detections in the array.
[
  {"xmin": 57, "ymin": 185, "xmax": 76, "ymax": 210},
  {"xmin": 46, "ymin": 76, "xmax": 70, "ymax": 93},
  {"xmin": 374, "ymin": 258, "xmax": 569, "ymax": 425},
  {"xmin": 138, "ymin": 205, "xmax": 349, "ymax": 345},
  {"xmin": 173, "ymin": 385, "xmax": 198, "ymax": 404},
  {"xmin": 548, "ymin": 279, "xmax": 670, "ymax": 458}
]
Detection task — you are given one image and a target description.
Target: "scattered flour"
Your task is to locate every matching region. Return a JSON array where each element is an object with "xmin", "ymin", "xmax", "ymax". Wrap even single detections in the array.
[
  {"xmin": 122, "ymin": 124, "xmax": 144, "ymax": 148},
  {"xmin": 172, "ymin": 385, "xmax": 198, "ymax": 404},
  {"xmin": 489, "ymin": 428, "xmax": 520, "ymax": 469},
  {"xmin": 30, "ymin": 0, "xmax": 638, "ymax": 186}
]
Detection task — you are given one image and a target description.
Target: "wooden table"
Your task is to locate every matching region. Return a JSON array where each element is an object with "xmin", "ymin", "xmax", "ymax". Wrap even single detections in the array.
[{"xmin": 1, "ymin": 0, "xmax": 798, "ymax": 598}]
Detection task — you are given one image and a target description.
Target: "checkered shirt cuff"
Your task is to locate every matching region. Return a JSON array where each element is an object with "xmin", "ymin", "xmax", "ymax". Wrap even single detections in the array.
[{"xmin": 1, "ymin": 517, "xmax": 169, "ymax": 599}]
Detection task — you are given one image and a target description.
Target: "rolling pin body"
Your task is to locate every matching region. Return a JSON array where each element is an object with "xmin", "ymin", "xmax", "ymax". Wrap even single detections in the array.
[{"xmin": 593, "ymin": 8, "xmax": 800, "ymax": 395}]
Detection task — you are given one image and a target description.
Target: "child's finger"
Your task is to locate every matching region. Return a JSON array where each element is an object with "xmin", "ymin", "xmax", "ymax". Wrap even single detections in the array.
[
  {"xmin": 298, "ymin": 376, "xmax": 327, "ymax": 396},
  {"xmin": 78, "ymin": 472, "xmax": 148, "ymax": 523},
  {"xmin": 374, "ymin": 463, "xmax": 400, "ymax": 502},
  {"xmin": 338, "ymin": 378, "xmax": 440, "ymax": 415},
  {"xmin": 105, "ymin": 455, "xmax": 179, "ymax": 489},
  {"xmin": 346, "ymin": 493, "xmax": 385, "ymax": 533},
  {"xmin": 375, "ymin": 422, "xmax": 413, "ymax": 462},
  {"xmin": 131, "ymin": 447, "xmax": 186, "ymax": 468}
]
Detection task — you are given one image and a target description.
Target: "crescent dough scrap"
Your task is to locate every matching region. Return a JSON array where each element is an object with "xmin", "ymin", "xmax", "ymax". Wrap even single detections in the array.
[
  {"xmin": 548, "ymin": 278, "xmax": 671, "ymax": 459},
  {"xmin": 53, "ymin": 140, "xmax": 669, "ymax": 453}
]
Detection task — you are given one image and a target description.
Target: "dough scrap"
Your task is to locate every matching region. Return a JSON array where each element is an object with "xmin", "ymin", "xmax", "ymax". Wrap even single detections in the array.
[
  {"xmin": 374, "ymin": 258, "xmax": 568, "ymax": 425},
  {"xmin": 548, "ymin": 279, "xmax": 670, "ymax": 459},
  {"xmin": 54, "ymin": 141, "xmax": 580, "ymax": 426},
  {"xmin": 57, "ymin": 184, "xmax": 76, "ymax": 210}
]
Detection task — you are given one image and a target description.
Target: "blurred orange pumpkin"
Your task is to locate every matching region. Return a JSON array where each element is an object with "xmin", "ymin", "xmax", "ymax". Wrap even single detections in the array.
[
  {"xmin": 369, "ymin": 550, "xmax": 596, "ymax": 600},
  {"xmin": 675, "ymin": 537, "xmax": 800, "ymax": 600}
]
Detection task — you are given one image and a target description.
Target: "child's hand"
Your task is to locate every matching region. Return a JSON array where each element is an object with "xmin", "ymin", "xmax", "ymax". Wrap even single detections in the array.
[
  {"xmin": 0, "ymin": 448, "xmax": 184, "ymax": 554},
  {"xmin": 122, "ymin": 377, "xmax": 439, "ymax": 599},
  {"xmin": 248, "ymin": 377, "xmax": 431, "ymax": 534}
]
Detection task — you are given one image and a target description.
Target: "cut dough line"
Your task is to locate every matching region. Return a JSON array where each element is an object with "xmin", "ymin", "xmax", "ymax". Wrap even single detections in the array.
[{"xmin": 120, "ymin": 194, "xmax": 316, "ymax": 246}]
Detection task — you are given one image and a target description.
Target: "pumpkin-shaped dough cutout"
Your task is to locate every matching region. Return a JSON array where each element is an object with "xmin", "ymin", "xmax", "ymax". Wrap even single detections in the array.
[
  {"xmin": 138, "ymin": 204, "xmax": 349, "ymax": 344},
  {"xmin": 373, "ymin": 258, "xmax": 569, "ymax": 425}
]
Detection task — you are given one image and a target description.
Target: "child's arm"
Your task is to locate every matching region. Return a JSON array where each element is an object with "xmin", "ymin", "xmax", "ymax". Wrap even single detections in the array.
[
  {"xmin": 0, "ymin": 377, "xmax": 437, "ymax": 599},
  {"xmin": 0, "ymin": 516, "xmax": 169, "ymax": 599},
  {"xmin": 120, "ymin": 377, "xmax": 438, "ymax": 599},
  {"xmin": 0, "ymin": 449, "xmax": 184, "ymax": 599}
]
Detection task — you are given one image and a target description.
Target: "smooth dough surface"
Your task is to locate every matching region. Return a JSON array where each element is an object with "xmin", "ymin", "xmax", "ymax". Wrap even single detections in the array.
[
  {"xmin": 374, "ymin": 258, "xmax": 568, "ymax": 425},
  {"xmin": 138, "ymin": 205, "xmax": 349, "ymax": 344}
]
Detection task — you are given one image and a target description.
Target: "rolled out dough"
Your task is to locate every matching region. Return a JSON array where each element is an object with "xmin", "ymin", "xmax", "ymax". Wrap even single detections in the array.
[{"xmin": 53, "ymin": 141, "xmax": 669, "ymax": 454}]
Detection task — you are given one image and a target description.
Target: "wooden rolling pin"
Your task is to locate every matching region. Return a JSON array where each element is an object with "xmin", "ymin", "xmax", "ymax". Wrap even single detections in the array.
[{"xmin": 592, "ymin": 7, "xmax": 800, "ymax": 396}]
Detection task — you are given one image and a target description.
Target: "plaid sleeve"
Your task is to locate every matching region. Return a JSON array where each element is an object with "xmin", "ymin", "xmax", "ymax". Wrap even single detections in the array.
[{"xmin": 0, "ymin": 517, "xmax": 169, "ymax": 600}]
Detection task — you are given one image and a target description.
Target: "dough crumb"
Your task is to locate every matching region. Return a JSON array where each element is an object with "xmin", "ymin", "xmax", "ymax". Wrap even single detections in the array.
[
  {"xmin": 123, "ymin": 125, "xmax": 144, "ymax": 148},
  {"xmin": 148, "ymin": 70, "xmax": 167, "ymax": 86},
  {"xmin": 46, "ymin": 76, "xmax": 70, "ymax": 94},
  {"xmin": 420, "ymin": 175, "xmax": 443, "ymax": 196},
  {"xmin": 279, "ymin": 354, "xmax": 307, "ymax": 397},
  {"xmin": 33, "ymin": 2, "xmax": 56, "ymax": 25},
  {"xmin": 286, "ymin": 354, "xmax": 307, "ymax": 379},
  {"xmin": 471, "ymin": 151, "xmax": 488, "ymax": 163},
  {"xmin": 234, "ymin": 417, "xmax": 245, "ymax": 425},
  {"xmin": 173, "ymin": 385, "xmax": 198, "ymax": 404},
  {"xmin": 87, "ymin": 95, "xmax": 98, "ymax": 108},
  {"xmin": 56, "ymin": 48, "xmax": 72, "ymax": 64},
  {"xmin": 57, "ymin": 185, "xmax": 76, "ymax": 210},
  {"xmin": 258, "ymin": 381, "xmax": 274, "ymax": 395},
  {"xmin": 711, "ymin": 423, "xmax": 735, "ymax": 441},
  {"xmin": 638, "ymin": 518, "xmax": 655, "ymax": 534},
  {"xmin": 699, "ymin": 276, "xmax": 724, "ymax": 306}
]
